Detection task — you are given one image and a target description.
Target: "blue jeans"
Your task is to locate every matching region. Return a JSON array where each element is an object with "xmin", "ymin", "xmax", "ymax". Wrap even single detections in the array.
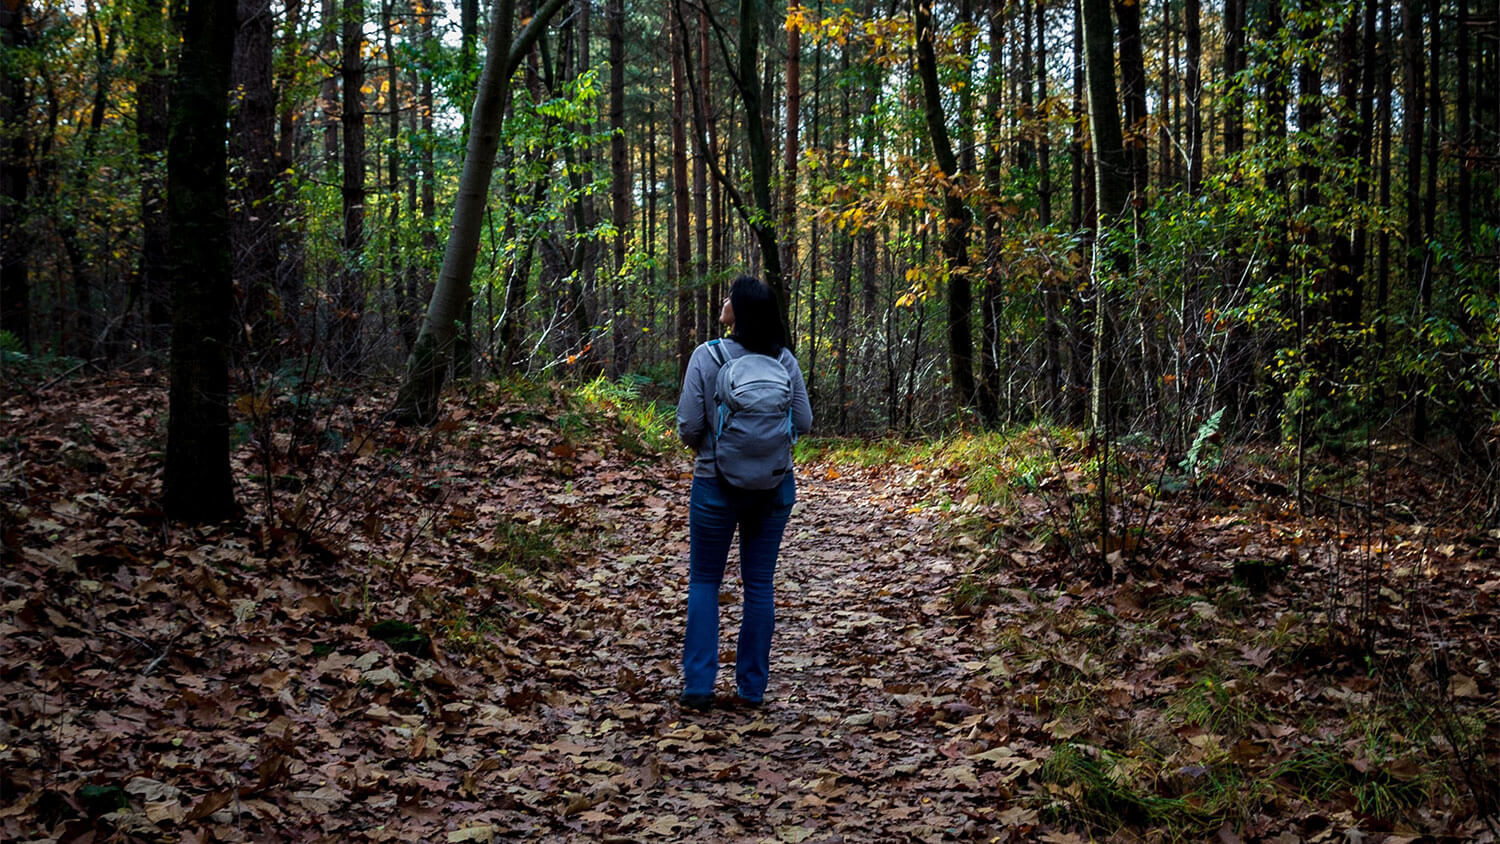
[{"xmin": 683, "ymin": 473, "xmax": 796, "ymax": 702}]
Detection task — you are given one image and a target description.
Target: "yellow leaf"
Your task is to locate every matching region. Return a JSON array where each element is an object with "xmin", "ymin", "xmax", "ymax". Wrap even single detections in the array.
[{"xmin": 448, "ymin": 826, "xmax": 497, "ymax": 843}]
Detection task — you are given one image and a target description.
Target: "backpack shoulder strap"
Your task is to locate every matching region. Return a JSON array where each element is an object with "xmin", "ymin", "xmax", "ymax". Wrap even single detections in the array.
[{"xmin": 706, "ymin": 338, "xmax": 729, "ymax": 369}]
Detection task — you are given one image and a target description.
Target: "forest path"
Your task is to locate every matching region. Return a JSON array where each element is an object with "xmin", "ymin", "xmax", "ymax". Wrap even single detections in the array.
[{"xmin": 512, "ymin": 462, "xmax": 1028, "ymax": 843}]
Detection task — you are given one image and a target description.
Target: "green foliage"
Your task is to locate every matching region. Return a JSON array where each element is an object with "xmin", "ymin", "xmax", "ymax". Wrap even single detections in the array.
[
  {"xmin": 572, "ymin": 376, "xmax": 677, "ymax": 455},
  {"xmin": 367, "ymin": 619, "xmax": 431, "ymax": 657},
  {"xmin": 1166, "ymin": 674, "xmax": 1266, "ymax": 737},
  {"xmin": 1040, "ymin": 742, "xmax": 1237, "ymax": 836},
  {"xmin": 1179, "ymin": 408, "xmax": 1225, "ymax": 477},
  {"xmin": 1272, "ymin": 742, "xmax": 1431, "ymax": 821},
  {"xmin": 479, "ymin": 513, "xmax": 563, "ymax": 574}
]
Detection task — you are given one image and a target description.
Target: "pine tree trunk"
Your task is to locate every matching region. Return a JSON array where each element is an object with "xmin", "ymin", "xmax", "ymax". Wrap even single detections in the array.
[
  {"xmin": 671, "ymin": 12, "xmax": 693, "ymax": 381},
  {"xmin": 693, "ymin": 11, "xmax": 711, "ymax": 343},
  {"xmin": 231, "ymin": 0, "xmax": 279, "ymax": 363},
  {"xmin": 1455, "ymin": 0, "xmax": 1471, "ymax": 252},
  {"xmin": 0, "ymin": 0, "xmax": 30, "ymax": 350},
  {"xmin": 1081, "ymin": 0, "xmax": 1129, "ymax": 432},
  {"xmin": 738, "ymin": 0, "xmax": 789, "ymax": 345},
  {"xmin": 608, "ymin": 0, "xmax": 630, "ymax": 373},
  {"xmin": 335, "ymin": 0, "xmax": 366, "ymax": 375},
  {"xmin": 1376, "ymin": 0, "xmax": 1393, "ymax": 356},
  {"xmin": 131, "ymin": 0, "xmax": 171, "ymax": 352},
  {"xmin": 781, "ymin": 13, "xmax": 801, "ymax": 333},
  {"xmin": 1114, "ymin": 0, "xmax": 1146, "ymax": 237},
  {"xmin": 276, "ymin": 0, "xmax": 306, "ymax": 344},
  {"xmin": 165, "ymin": 0, "xmax": 237, "ymax": 522},
  {"xmin": 320, "ymin": 0, "xmax": 339, "ymax": 168},
  {"xmin": 1414, "ymin": 0, "xmax": 1441, "ymax": 440},
  {"xmin": 1223, "ymin": 0, "xmax": 1245, "ymax": 156},
  {"xmin": 915, "ymin": 0, "xmax": 977, "ymax": 413},
  {"xmin": 1401, "ymin": 0, "xmax": 1425, "ymax": 434},
  {"xmin": 1185, "ymin": 0, "xmax": 1202, "ymax": 192},
  {"xmin": 980, "ymin": 0, "xmax": 1006, "ymax": 424}
]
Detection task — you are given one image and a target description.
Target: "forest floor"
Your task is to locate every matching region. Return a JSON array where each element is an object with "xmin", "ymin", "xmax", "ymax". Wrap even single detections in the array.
[{"xmin": 2, "ymin": 373, "xmax": 1498, "ymax": 843}]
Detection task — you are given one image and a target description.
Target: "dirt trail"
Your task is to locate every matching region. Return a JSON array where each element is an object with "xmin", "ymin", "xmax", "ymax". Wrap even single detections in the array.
[{"xmin": 508, "ymin": 464, "xmax": 1028, "ymax": 843}]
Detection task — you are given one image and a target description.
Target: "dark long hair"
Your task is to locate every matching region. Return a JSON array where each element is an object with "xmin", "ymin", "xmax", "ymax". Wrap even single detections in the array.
[{"xmin": 728, "ymin": 275, "xmax": 784, "ymax": 356}]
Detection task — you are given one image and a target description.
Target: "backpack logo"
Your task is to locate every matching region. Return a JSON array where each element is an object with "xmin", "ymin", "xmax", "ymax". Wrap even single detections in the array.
[{"xmin": 707, "ymin": 340, "xmax": 795, "ymax": 491}]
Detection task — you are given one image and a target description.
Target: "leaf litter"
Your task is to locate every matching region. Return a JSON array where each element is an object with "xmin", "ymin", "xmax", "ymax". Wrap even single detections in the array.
[{"xmin": 1, "ymin": 375, "xmax": 1496, "ymax": 843}]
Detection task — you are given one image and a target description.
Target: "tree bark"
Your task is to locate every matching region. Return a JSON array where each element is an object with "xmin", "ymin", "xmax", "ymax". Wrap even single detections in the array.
[
  {"xmin": 1223, "ymin": 0, "xmax": 1245, "ymax": 156},
  {"xmin": 1414, "ymin": 0, "xmax": 1440, "ymax": 440},
  {"xmin": 670, "ymin": 13, "xmax": 696, "ymax": 380},
  {"xmin": 334, "ymin": 0, "xmax": 366, "ymax": 374},
  {"xmin": 781, "ymin": 11, "xmax": 801, "ymax": 333},
  {"xmin": 392, "ymin": 0, "xmax": 569, "ymax": 424},
  {"xmin": 1401, "ymin": 0, "xmax": 1424, "ymax": 430},
  {"xmin": 1037, "ymin": 0, "xmax": 1053, "ymax": 224},
  {"xmin": 131, "ymin": 0, "xmax": 172, "ymax": 351},
  {"xmin": 276, "ymin": 0, "xmax": 305, "ymax": 343},
  {"xmin": 231, "ymin": 0, "xmax": 279, "ymax": 361},
  {"xmin": 915, "ymin": 0, "xmax": 977, "ymax": 413},
  {"xmin": 1456, "ymin": 0, "xmax": 1471, "ymax": 251},
  {"xmin": 980, "ymin": 0, "xmax": 1006, "ymax": 424},
  {"xmin": 0, "ymin": 0, "xmax": 30, "ymax": 350},
  {"xmin": 692, "ymin": 11, "xmax": 711, "ymax": 343},
  {"xmin": 165, "ymin": 0, "xmax": 237, "ymax": 521},
  {"xmin": 608, "ymin": 0, "xmax": 630, "ymax": 373},
  {"xmin": 1185, "ymin": 0, "xmax": 1202, "ymax": 192},
  {"xmin": 740, "ymin": 0, "xmax": 789, "ymax": 343},
  {"xmin": 1114, "ymin": 0, "xmax": 1147, "ymax": 235},
  {"xmin": 1081, "ymin": 0, "xmax": 1129, "ymax": 431},
  {"xmin": 320, "ymin": 0, "xmax": 339, "ymax": 168}
]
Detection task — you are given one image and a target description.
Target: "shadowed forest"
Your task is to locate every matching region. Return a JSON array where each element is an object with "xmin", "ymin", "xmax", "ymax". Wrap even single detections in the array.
[{"xmin": 1, "ymin": 0, "xmax": 1498, "ymax": 840}]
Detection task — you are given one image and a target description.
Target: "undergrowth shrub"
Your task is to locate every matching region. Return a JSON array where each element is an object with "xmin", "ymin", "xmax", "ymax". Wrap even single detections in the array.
[{"xmin": 572, "ymin": 375, "xmax": 676, "ymax": 454}]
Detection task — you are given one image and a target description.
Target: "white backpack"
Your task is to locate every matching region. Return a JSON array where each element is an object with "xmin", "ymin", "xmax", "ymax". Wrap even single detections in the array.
[{"xmin": 707, "ymin": 339, "xmax": 796, "ymax": 491}]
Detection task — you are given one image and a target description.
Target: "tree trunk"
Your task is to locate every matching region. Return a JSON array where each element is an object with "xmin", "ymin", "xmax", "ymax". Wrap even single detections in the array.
[
  {"xmin": 1375, "ymin": 0, "xmax": 1393, "ymax": 356},
  {"xmin": 671, "ymin": 11, "xmax": 693, "ymax": 381},
  {"xmin": 231, "ymin": 0, "xmax": 279, "ymax": 362},
  {"xmin": 608, "ymin": 0, "xmax": 630, "ymax": 373},
  {"xmin": 320, "ymin": 0, "xmax": 339, "ymax": 168},
  {"xmin": 1456, "ymin": 0, "xmax": 1471, "ymax": 252},
  {"xmin": 645, "ymin": 100, "xmax": 658, "ymax": 367},
  {"xmin": 131, "ymin": 0, "xmax": 171, "ymax": 352},
  {"xmin": 460, "ymin": 0, "xmax": 479, "ymax": 119},
  {"xmin": 59, "ymin": 6, "xmax": 117, "ymax": 359},
  {"xmin": 781, "ymin": 11, "xmax": 801, "ymax": 332},
  {"xmin": 334, "ymin": 0, "xmax": 366, "ymax": 375},
  {"xmin": 693, "ymin": 11, "xmax": 711, "ymax": 343},
  {"xmin": 980, "ymin": 0, "xmax": 1006, "ymax": 424},
  {"xmin": 276, "ymin": 0, "xmax": 305, "ymax": 344},
  {"xmin": 1081, "ymin": 0, "xmax": 1129, "ymax": 431},
  {"xmin": 419, "ymin": 0, "xmax": 437, "ymax": 301},
  {"xmin": 1185, "ymin": 0, "xmax": 1202, "ymax": 192},
  {"xmin": 392, "ymin": 0, "xmax": 569, "ymax": 424},
  {"xmin": 384, "ymin": 0, "xmax": 404, "ymax": 352},
  {"xmin": 1401, "ymin": 0, "xmax": 1424, "ymax": 434},
  {"xmin": 0, "ymin": 0, "xmax": 30, "ymax": 350},
  {"xmin": 740, "ymin": 0, "xmax": 789, "ymax": 344},
  {"xmin": 165, "ymin": 0, "xmax": 237, "ymax": 522},
  {"xmin": 1070, "ymin": 0, "xmax": 1085, "ymax": 231},
  {"xmin": 1037, "ymin": 0, "xmax": 1053, "ymax": 224},
  {"xmin": 1414, "ymin": 0, "xmax": 1440, "ymax": 440},
  {"xmin": 915, "ymin": 0, "xmax": 977, "ymax": 413},
  {"xmin": 1223, "ymin": 0, "xmax": 1245, "ymax": 156},
  {"xmin": 1114, "ymin": 0, "xmax": 1147, "ymax": 236}
]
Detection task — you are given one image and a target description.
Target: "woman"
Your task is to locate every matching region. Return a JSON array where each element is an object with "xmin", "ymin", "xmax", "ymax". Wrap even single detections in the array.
[{"xmin": 675, "ymin": 275, "xmax": 813, "ymax": 710}]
